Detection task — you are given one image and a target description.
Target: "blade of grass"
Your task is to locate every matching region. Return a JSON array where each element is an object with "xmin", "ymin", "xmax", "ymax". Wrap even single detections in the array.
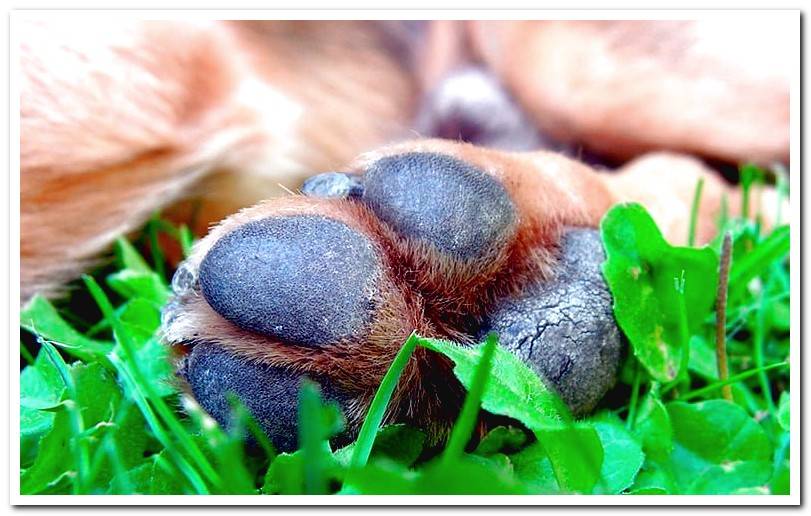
[
  {"xmin": 663, "ymin": 270, "xmax": 690, "ymax": 395},
  {"xmin": 155, "ymin": 218, "xmax": 195, "ymax": 259},
  {"xmin": 740, "ymin": 163, "xmax": 764, "ymax": 220},
  {"xmin": 754, "ymin": 288, "xmax": 777, "ymax": 416},
  {"xmin": 185, "ymin": 396, "xmax": 255, "ymax": 495},
  {"xmin": 179, "ymin": 224, "xmax": 195, "ymax": 258},
  {"xmin": 114, "ymin": 237, "xmax": 152, "ymax": 273},
  {"xmin": 83, "ymin": 275, "xmax": 220, "ymax": 489},
  {"xmin": 688, "ymin": 177, "xmax": 704, "ymax": 247},
  {"xmin": 225, "ymin": 393, "xmax": 276, "ymax": 462},
  {"xmin": 440, "ymin": 332, "xmax": 497, "ymax": 468},
  {"xmin": 299, "ymin": 381, "xmax": 329, "ymax": 495},
  {"xmin": 349, "ymin": 332, "xmax": 419, "ymax": 469},
  {"xmin": 774, "ymin": 164, "xmax": 789, "ymax": 226},
  {"xmin": 717, "ymin": 193, "xmax": 729, "ymax": 231},
  {"xmin": 40, "ymin": 341, "xmax": 89, "ymax": 494},
  {"xmin": 109, "ymin": 353, "xmax": 208, "ymax": 493},
  {"xmin": 102, "ymin": 436, "xmax": 133, "ymax": 495},
  {"xmin": 728, "ymin": 225, "xmax": 790, "ymax": 292},
  {"xmin": 679, "ymin": 361, "xmax": 788, "ymax": 401},
  {"xmin": 85, "ymin": 399, "xmax": 130, "ymax": 487}
]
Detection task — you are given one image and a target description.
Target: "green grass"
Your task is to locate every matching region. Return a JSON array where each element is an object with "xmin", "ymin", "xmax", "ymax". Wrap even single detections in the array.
[{"xmin": 20, "ymin": 165, "xmax": 791, "ymax": 495}]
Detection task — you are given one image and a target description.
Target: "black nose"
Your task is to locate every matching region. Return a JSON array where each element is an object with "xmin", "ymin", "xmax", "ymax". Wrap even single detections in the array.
[
  {"xmin": 198, "ymin": 215, "xmax": 381, "ymax": 347},
  {"xmin": 180, "ymin": 342, "xmax": 350, "ymax": 453},
  {"xmin": 361, "ymin": 152, "xmax": 516, "ymax": 261}
]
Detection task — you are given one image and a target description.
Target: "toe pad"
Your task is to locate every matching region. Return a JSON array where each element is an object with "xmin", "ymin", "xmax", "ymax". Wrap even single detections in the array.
[
  {"xmin": 362, "ymin": 152, "xmax": 516, "ymax": 260},
  {"xmin": 181, "ymin": 342, "xmax": 350, "ymax": 452},
  {"xmin": 199, "ymin": 215, "xmax": 381, "ymax": 347}
]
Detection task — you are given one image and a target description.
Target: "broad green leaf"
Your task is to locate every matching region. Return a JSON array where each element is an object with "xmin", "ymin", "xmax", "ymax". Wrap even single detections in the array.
[
  {"xmin": 768, "ymin": 299, "xmax": 791, "ymax": 332},
  {"xmin": 509, "ymin": 443, "xmax": 559, "ymax": 494},
  {"xmin": 344, "ymin": 453, "xmax": 526, "ymax": 495},
  {"xmin": 21, "ymin": 407, "xmax": 54, "ymax": 468},
  {"xmin": 106, "ymin": 269, "xmax": 170, "ymax": 306},
  {"xmin": 119, "ymin": 298, "xmax": 162, "ymax": 343},
  {"xmin": 628, "ymin": 463, "xmax": 674, "ymax": 494},
  {"xmin": 536, "ymin": 424, "xmax": 603, "ymax": 494},
  {"xmin": 130, "ymin": 338, "xmax": 176, "ymax": 398},
  {"xmin": 632, "ymin": 389, "xmax": 673, "ymax": 461},
  {"xmin": 20, "ymin": 295, "xmax": 112, "ymax": 360},
  {"xmin": 601, "ymin": 203, "xmax": 719, "ymax": 382},
  {"xmin": 770, "ymin": 459, "xmax": 790, "ymax": 495},
  {"xmin": 262, "ymin": 444, "xmax": 343, "ymax": 495},
  {"xmin": 420, "ymin": 336, "xmax": 602, "ymax": 493},
  {"xmin": 417, "ymin": 337, "xmax": 570, "ymax": 428},
  {"xmin": 416, "ymin": 455, "xmax": 525, "ymax": 494},
  {"xmin": 335, "ymin": 424, "xmax": 425, "ymax": 468},
  {"xmin": 149, "ymin": 452, "xmax": 190, "ymax": 494},
  {"xmin": 113, "ymin": 451, "xmax": 191, "ymax": 495},
  {"xmin": 728, "ymin": 225, "xmax": 790, "ymax": 300},
  {"xmin": 474, "ymin": 426, "xmax": 527, "ymax": 456},
  {"xmin": 114, "ymin": 237, "xmax": 152, "ymax": 273},
  {"xmin": 339, "ymin": 458, "xmax": 419, "ymax": 494},
  {"xmin": 108, "ymin": 461, "xmax": 152, "ymax": 495},
  {"xmin": 509, "ymin": 420, "xmax": 613, "ymax": 495},
  {"xmin": 665, "ymin": 400, "xmax": 772, "ymax": 494},
  {"xmin": 510, "ymin": 415, "xmax": 643, "ymax": 496},
  {"xmin": 21, "ymin": 349, "xmax": 65, "ymax": 410},
  {"xmin": 687, "ymin": 334, "xmax": 718, "ymax": 380},
  {"xmin": 104, "ymin": 402, "xmax": 151, "ymax": 475},
  {"xmin": 21, "ymin": 363, "xmax": 122, "ymax": 494},
  {"xmin": 113, "ymin": 299, "xmax": 176, "ymax": 397},
  {"xmin": 590, "ymin": 413, "xmax": 645, "ymax": 494}
]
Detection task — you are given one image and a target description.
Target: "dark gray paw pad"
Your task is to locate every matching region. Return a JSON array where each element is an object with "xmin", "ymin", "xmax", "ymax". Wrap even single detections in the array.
[
  {"xmin": 479, "ymin": 228, "xmax": 622, "ymax": 416},
  {"xmin": 180, "ymin": 342, "xmax": 349, "ymax": 453},
  {"xmin": 361, "ymin": 152, "xmax": 516, "ymax": 260},
  {"xmin": 199, "ymin": 215, "xmax": 380, "ymax": 347}
]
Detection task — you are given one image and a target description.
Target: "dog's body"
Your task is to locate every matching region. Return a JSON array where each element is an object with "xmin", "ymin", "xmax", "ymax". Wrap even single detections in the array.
[
  {"xmin": 20, "ymin": 18, "xmax": 792, "ymax": 451},
  {"xmin": 20, "ymin": 19, "xmax": 789, "ymax": 302}
]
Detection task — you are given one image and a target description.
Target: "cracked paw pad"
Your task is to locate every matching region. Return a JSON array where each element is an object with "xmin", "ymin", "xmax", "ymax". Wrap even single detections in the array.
[{"xmin": 479, "ymin": 228, "xmax": 621, "ymax": 415}]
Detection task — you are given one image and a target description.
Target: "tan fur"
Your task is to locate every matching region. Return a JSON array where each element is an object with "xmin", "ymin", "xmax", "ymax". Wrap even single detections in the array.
[
  {"xmin": 163, "ymin": 139, "xmax": 785, "ymax": 441},
  {"xmin": 468, "ymin": 20, "xmax": 790, "ymax": 164},
  {"xmin": 20, "ymin": 19, "xmax": 790, "ymax": 305},
  {"xmin": 20, "ymin": 20, "xmax": 418, "ymax": 302}
]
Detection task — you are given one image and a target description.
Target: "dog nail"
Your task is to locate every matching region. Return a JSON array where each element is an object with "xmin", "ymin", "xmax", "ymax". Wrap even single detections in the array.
[{"xmin": 301, "ymin": 172, "xmax": 365, "ymax": 199}]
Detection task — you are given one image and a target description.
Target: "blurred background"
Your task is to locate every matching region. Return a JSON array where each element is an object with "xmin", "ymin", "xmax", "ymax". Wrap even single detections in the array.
[{"xmin": 20, "ymin": 18, "xmax": 792, "ymax": 299}]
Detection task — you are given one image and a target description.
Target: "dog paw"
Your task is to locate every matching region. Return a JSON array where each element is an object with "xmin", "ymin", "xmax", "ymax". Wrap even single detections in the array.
[{"xmin": 162, "ymin": 141, "xmax": 623, "ymax": 451}]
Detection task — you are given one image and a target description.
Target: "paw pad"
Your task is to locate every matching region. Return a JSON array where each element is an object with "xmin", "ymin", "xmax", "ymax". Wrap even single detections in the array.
[
  {"xmin": 199, "ymin": 215, "xmax": 381, "ymax": 347},
  {"xmin": 362, "ymin": 152, "xmax": 516, "ymax": 260},
  {"xmin": 166, "ymin": 150, "xmax": 623, "ymax": 450}
]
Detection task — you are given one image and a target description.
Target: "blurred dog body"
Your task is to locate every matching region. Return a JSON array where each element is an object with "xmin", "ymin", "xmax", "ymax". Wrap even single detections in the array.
[{"xmin": 19, "ymin": 19, "xmax": 790, "ymax": 302}]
